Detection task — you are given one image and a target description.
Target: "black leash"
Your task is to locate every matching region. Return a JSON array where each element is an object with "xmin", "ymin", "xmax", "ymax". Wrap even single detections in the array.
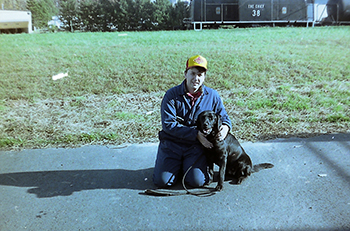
[
  {"xmin": 144, "ymin": 155, "xmax": 216, "ymax": 197},
  {"xmin": 181, "ymin": 163, "xmax": 216, "ymax": 197}
]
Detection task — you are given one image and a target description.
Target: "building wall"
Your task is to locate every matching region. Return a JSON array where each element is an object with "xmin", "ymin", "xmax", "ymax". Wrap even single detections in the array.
[{"xmin": 0, "ymin": 10, "xmax": 32, "ymax": 33}]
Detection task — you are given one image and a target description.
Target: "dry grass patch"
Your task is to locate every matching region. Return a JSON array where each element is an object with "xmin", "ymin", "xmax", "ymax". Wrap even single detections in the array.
[
  {"xmin": 1, "ymin": 93, "xmax": 163, "ymax": 149},
  {"xmin": 1, "ymin": 80, "xmax": 349, "ymax": 150}
]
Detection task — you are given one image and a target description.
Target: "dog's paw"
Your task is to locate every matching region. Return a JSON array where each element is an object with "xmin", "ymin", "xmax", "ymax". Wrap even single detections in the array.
[
  {"xmin": 215, "ymin": 184, "xmax": 223, "ymax": 191},
  {"xmin": 237, "ymin": 176, "xmax": 246, "ymax": 184},
  {"xmin": 204, "ymin": 180, "xmax": 212, "ymax": 186}
]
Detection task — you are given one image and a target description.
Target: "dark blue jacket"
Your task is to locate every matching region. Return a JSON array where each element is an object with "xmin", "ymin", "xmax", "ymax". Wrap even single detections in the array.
[{"xmin": 159, "ymin": 80, "xmax": 232, "ymax": 144}]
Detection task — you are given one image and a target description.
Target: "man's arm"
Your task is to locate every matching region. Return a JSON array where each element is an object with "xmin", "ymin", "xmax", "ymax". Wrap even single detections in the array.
[{"xmin": 161, "ymin": 92, "xmax": 198, "ymax": 141}]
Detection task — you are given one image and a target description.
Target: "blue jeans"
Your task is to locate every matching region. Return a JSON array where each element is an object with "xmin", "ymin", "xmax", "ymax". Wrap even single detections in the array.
[{"xmin": 153, "ymin": 140, "xmax": 209, "ymax": 188}]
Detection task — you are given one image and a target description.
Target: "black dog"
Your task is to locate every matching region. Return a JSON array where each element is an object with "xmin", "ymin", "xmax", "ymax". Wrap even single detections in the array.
[{"xmin": 197, "ymin": 110, "xmax": 274, "ymax": 191}]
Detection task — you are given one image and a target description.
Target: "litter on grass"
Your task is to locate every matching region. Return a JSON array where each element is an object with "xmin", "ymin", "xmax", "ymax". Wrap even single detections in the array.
[{"xmin": 52, "ymin": 72, "xmax": 68, "ymax": 80}]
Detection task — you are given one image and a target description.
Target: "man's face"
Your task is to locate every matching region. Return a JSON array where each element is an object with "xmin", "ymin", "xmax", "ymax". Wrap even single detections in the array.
[{"xmin": 185, "ymin": 67, "xmax": 206, "ymax": 93}]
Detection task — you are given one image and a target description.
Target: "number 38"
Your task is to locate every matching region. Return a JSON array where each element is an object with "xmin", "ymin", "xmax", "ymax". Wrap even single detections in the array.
[{"xmin": 252, "ymin": 10, "xmax": 261, "ymax": 17}]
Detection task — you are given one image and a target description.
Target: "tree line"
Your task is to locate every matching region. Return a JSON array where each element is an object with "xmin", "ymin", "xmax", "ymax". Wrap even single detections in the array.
[{"xmin": 23, "ymin": 0, "xmax": 190, "ymax": 31}]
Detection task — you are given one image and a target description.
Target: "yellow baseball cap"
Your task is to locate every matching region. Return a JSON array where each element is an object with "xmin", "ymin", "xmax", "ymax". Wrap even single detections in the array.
[{"xmin": 186, "ymin": 55, "xmax": 207, "ymax": 71}]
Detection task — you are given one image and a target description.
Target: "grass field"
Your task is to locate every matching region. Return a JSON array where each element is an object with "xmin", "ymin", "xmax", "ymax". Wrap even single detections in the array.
[{"xmin": 0, "ymin": 27, "xmax": 349, "ymax": 149}]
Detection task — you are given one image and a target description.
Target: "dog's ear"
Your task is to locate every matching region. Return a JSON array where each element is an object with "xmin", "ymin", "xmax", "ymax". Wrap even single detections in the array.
[
  {"xmin": 215, "ymin": 113, "xmax": 223, "ymax": 132},
  {"xmin": 196, "ymin": 112, "xmax": 202, "ymax": 130},
  {"xmin": 196, "ymin": 117, "xmax": 201, "ymax": 129}
]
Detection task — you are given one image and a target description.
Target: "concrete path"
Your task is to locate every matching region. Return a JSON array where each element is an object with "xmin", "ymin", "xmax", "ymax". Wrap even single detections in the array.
[{"xmin": 0, "ymin": 133, "xmax": 349, "ymax": 231}]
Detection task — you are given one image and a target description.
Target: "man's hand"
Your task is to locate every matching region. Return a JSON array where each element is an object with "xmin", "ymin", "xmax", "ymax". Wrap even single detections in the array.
[
  {"xmin": 216, "ymin": 125, "xmax": 229, "ymax": 141},
  {"xmin": 197, "ymin": 131, "xmax": 213, "ymax": 149}
]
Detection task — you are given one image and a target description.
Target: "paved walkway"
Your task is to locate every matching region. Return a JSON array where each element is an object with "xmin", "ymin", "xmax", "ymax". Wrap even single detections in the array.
[{"xmin": 1, "ymin": 133, "xmax": 349, "ymax": 230}]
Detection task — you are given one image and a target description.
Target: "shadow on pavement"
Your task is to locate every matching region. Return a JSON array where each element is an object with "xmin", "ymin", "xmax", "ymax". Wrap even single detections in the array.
[
  {"xmin": 265, "ymin": 133, "xmax": 350, "ymax": 187},
  {"xmin": 0, "ymin": 168, "xmax": 154, "ymax": 198},
  {"xmin": 258, "ymin": 132, "xmax": 350, "ymax": 143}
]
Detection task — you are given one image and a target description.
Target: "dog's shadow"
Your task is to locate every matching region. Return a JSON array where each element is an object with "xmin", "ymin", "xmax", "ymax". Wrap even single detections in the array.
[
  {"xmin": 216, "ymin": 173, "xmax": 242, "ymax": 185},
  {"xmin": 205, "ymin": 172, "xmax": 242, "ymax": 186},
  {"xmin": 0, "ymin": 168, "xmax": 155, "ymax": 198}
]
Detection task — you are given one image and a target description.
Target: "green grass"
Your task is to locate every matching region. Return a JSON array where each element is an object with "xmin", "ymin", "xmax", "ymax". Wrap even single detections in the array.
[{"xmin": 0, "ymin": 27, "xmax": 349, "ymax": 149}]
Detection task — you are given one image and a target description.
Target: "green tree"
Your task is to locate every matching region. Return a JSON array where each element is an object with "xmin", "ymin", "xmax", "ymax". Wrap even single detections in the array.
[
  {"xmin": 57, "ymin": 0, "xmax": 189, "ymax": 32},
  {"xmin": 27, "ymin": 0, "xmax": 58, "ymax": 28},
  {"xmin": 140, "ymin": 0, "xmax": 156, "ymax": 30},
  {"xmin": 119, "ymin": 0, "xmax": 141, "ymax": 30},
  {"xmin": 79, "ymin": 0, "xmax": 99, "ymax": 31},
  {"xmin": 153, "ymin": 0, "xmax": 172, "ymax": 30},
  {"xmin": 59, "ymin": 0, "xmax": 80, "ymax": 32},
  {"xmin": 0, "ymin": 0, "xmax": 27, "ymax": 10},
  {"xmin": 170, "ymin": 1, "xmax": 190, "ymax": 29},
  {"xmin": 97, "ymin": 0, "xmax": 120, "ymax": 31}
]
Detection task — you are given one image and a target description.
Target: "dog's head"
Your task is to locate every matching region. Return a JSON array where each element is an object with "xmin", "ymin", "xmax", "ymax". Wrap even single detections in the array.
[{"xmin": 196, "ymin": 110, "xmax": 222, "ymax": 136}]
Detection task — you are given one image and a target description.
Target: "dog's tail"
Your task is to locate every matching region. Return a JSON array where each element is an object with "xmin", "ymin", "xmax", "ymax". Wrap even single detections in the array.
[{"xmin": 252, "ymin": 163, "xmax": 274, "ymax": 173}]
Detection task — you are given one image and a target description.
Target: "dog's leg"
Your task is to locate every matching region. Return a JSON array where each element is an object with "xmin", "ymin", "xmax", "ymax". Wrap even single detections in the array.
[
  {"xmin": 216, "ymin": 154, "xmax": 227, "ymax": 191},
  {"xmin": 237, "ymin": 175, "xmax": 245, "ymax": 184},
  {"xmin": 206, "ymin": 162, "xmax": 214, "ymax": 186}
]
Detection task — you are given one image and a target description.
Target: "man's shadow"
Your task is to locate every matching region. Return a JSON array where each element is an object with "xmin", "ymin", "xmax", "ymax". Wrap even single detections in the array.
[{"xmin": 0, "ymin": 168, "xmax": 154, "ymax": 198}]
